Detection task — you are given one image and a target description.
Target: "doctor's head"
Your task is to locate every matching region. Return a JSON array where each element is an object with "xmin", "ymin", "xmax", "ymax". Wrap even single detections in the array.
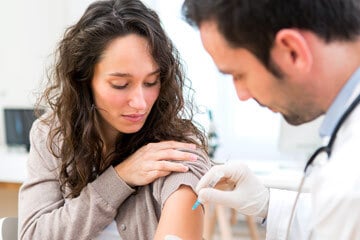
[{"xmin": 183, "ymin": 0, "xmax": 360, "ymax": 125}]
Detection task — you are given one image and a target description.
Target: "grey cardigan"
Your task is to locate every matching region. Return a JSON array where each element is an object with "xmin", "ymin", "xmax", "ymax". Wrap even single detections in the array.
[{"xmin": 18, "ymin": 119, "xmax": 211, "ymax": 240}]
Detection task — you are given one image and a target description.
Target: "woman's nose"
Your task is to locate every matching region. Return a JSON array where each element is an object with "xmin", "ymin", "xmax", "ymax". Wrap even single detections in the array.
[{"xmin": 128, "ymin": 86, "xmax": 146, "ymax": 109}]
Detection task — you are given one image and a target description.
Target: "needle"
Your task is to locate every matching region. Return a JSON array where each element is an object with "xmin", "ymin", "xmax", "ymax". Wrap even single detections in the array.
[{"xmin": 192, "ymin": 171, "xmax": 224, "ymax": 210}]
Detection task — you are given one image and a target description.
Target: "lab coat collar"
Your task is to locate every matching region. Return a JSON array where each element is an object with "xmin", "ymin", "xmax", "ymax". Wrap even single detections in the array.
[{"xmin": 319, "ymin": 67, "xmax": 360, "ymax": 138}]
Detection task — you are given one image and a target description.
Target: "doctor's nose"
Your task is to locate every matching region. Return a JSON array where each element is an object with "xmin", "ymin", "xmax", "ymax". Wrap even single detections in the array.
[
  {"xmin": 128, "ymin": 87, "xmax": 146, "ymax": 110},
  {"xmin": 233, "ymin": 79, "xmax": 252, "ymax": 101}
]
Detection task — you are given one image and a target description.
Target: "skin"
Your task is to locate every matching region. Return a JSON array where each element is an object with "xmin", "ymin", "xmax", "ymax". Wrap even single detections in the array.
[
  {"xmin": 91, "ymin": 34, "xmax": 203, "ymax": 238},
  {"xmin": 92, "ymin": 34, "xmax": 161, "ymax": 143},
  {"xmin": 199, "ymin": 21, "xmax": 360, "ymax": 125},
  {"xmin": 154, "ymin": 185, "xmax": 204, "ymax": 240}
]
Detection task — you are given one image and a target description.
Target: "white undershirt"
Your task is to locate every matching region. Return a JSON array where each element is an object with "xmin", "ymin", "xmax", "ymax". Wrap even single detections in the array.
[{"xmin": 94, "ymin": 221, "xmax": 122, "ymax": 240}]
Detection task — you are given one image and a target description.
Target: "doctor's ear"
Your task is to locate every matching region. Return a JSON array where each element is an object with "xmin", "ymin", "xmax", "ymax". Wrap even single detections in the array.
[{"xmin": 271, "ymin": 29, "xmax": 313, "ymax": 74}]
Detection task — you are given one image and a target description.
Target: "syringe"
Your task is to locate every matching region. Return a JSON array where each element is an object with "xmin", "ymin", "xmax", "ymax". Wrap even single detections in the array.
[{"xmin": 192, "ymin": 170, "xmax": 225, "ymax": 210}]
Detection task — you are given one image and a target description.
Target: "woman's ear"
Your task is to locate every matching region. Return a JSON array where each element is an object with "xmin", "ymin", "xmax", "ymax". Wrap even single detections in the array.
[{"xmin": 271, "ymin": 29, "xmax": 313, "ymax": 74}]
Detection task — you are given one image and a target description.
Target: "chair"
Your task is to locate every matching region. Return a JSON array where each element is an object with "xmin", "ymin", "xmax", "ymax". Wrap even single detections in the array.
[
  {"xmin": 0, "ymin": 217, "xmax": 18, "ymax": 240},
  {"xmin": 203, "ymin": 204, "xmax": 260, "ymax": 240}
]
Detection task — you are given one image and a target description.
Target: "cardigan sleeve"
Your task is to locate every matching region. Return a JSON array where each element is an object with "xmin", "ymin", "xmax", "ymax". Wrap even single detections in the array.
[
  {"xmin": 18, "ymin": 119, "xmax": 135, "ymax": 240},
  {"xmin": 153, "ymin": 148, "xmax": 212, "ymax": 210}
]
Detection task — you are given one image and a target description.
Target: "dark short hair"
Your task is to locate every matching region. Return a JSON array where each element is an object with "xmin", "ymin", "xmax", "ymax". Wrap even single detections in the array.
[{"xmin": 182, "ymin": 0, "xmax": 360, "ymax": 68}]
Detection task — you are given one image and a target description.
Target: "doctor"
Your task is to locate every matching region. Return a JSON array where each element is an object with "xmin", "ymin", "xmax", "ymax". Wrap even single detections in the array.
[{"xmin": 182, "ymin": 0, "xmax": 360, "ymax": 239}]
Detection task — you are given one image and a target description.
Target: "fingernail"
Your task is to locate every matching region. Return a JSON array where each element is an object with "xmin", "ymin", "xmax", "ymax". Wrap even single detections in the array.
[
  {"xmin": 183, "ymin": 166, "xmax": 189, "ymax": 171},
  {"xmin": 190, "ymin": 154, "xmax": 197, "ymax": 161}
]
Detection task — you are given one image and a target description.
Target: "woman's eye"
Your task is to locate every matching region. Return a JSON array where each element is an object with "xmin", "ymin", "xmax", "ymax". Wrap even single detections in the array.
[
  {"xmin": 144, "ymin": 79, "xmax": 160, "ymax": 87},
  {"xmin": 111, "ymin": 83, "xmax": 128, "ymax": 89}
]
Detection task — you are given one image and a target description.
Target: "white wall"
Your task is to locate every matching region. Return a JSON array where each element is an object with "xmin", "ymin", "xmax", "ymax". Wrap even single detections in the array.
[{"xmin": 0, "ymin": 0, "xmax": 93, "ymax": 146}]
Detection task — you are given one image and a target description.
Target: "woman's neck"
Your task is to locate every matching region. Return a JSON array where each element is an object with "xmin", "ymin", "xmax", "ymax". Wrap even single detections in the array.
[{"xmin": 95, "ymin": 114, "xmax": 121, "ymax": 154}]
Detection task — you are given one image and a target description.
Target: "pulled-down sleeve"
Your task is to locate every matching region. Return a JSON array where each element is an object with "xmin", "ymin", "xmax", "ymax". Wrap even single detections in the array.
[
  {"xmin": 18, "ymin": 120, "xmax": 135, "ymax": 240},
  {"xmin": 153, "ymin": 148, "xmax": 211, "ymax": 210}
]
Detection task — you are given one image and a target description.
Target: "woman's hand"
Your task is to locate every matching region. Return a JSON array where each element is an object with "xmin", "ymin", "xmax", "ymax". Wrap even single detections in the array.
[{"xmin": 114, "ymin": 141, "xmax": 198, "ymax": 187}]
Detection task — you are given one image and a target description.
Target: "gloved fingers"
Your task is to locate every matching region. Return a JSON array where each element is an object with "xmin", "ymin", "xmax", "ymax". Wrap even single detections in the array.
[
  {"xmin": 196, "ymin": 163, "xmax": 251, "ymax": 193},
  {"xmin": 197, "ymin": 187, "xmax": 240, "ymax": 209},
  {"xmin": 222, "ymin": 162, "xmax": 250, "ymax": 180},
  {"xmin": 195, "ymin": 166, "xmax": 218, "ymax": 193},
  {"xmin": 196, "ymin": 165, "xmax": 224, "ymax": 192}
]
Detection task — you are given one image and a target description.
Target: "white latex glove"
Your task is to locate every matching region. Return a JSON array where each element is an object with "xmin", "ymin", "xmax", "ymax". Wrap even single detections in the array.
[{"xmin": 196, "ymin": 162, "xmax": 269, "ymax": 218}]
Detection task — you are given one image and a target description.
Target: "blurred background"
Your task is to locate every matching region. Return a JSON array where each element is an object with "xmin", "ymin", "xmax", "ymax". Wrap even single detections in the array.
[
  {"xmin": 0, "ymin": 1, "xmax": 323, "ymax": 239},
  {"xmin": 0, "ymin": 0, "xmax": 323, "ymax": 164}
]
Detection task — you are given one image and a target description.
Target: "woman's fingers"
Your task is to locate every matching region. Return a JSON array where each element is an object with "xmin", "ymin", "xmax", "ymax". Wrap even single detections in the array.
[
  {"xmin": 145, "ymin": 141, "xmax": 196, "ymax": 151},
  {"xmin": 147, "ymin": 161, "xmax": 190, "ymax": 180},
  {"xmin": 155, "ymin": 149, "xmax": 198, "ymax": 161},
  {"xmin": 154, "ymin": 161, "xmax": 189, "ymax": 173},
  {"xmin": 115, "ymin": 141, "xmax": 198, "ymax": 186},
  {"xmin": 143, "ymin": 141, "xmax": 198, "ymax": 162}
]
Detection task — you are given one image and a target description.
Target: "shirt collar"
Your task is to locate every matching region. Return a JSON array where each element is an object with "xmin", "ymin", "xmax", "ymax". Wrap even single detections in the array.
[{"xmin": 320, "ymin": 67, "xmax": 360, "ymax": 137}]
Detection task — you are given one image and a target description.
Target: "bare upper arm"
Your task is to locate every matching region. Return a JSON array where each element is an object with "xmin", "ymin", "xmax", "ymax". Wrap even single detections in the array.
[{"xmin": 154, "ymin": 185, "xmax": 204, "ymax": 240}]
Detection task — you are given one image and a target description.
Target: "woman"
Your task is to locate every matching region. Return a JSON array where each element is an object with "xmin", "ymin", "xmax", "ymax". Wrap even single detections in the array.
[{"xmin": 18, "ymin": 0, "xmax": 210, "ymax": 239}]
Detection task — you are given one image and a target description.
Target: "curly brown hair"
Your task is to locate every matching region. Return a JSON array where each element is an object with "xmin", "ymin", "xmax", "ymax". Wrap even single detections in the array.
[{"xmin": 38, "ymin": 0, "xmax": 207, "ymax": 198}]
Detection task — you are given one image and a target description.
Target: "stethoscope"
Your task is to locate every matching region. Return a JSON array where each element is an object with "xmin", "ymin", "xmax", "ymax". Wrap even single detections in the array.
[{"xmin": 286, "ymin": 92, "xmax": 360, "ymax": 240}]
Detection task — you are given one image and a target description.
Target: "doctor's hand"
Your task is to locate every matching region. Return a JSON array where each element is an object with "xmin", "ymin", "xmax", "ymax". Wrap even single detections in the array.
[
  {"xmin": 196, "ymin": 163, "xmax": 269, "ymax": 218},
  {"xmin": 114, "ymin": 141, "xmax": 198, "ymax": 187}
]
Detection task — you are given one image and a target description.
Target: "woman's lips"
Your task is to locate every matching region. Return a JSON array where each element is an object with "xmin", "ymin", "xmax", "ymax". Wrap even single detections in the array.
[{"xmin": 122, "ymin": 113, "xmax": 146, "ymax": 122}]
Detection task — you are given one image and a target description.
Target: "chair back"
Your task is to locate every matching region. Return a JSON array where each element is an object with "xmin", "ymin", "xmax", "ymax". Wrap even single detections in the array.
[{"xmin": 0, "ymin": 217, "xmax": 18, "ymax": 240}]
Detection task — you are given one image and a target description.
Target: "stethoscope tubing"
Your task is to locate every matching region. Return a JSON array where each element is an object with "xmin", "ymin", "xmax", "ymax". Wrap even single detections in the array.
[{"xmin": 304, "ymin": 93, "xmax": 360, "ymax": 173}]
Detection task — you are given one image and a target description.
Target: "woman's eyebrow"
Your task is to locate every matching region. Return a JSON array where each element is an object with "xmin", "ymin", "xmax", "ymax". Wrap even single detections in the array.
[
  {"xmin": 108, "ymin": 69, "xmax": 160, "ymax": 78},
  {"xmin": 148, "ymin": 69, "xmax": 160, "ymax": 76},
  {"xmin": 108, "ymin": 72, "xmax": 131, "ymax": 78}
]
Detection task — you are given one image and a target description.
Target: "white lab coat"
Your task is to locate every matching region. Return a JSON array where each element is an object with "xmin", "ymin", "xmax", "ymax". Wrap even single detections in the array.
[{"xmin": 266, "ymin": 87, "xmax": 360, "ymax": 240}]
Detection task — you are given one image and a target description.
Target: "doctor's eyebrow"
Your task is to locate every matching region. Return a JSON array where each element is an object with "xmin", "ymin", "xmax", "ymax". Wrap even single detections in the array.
[{"xmin": 108, "ymin": 69, "xmax": 160, "ymax": 78}]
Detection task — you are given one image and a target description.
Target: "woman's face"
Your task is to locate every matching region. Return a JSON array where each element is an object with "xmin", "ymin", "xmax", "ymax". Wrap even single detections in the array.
[{"xmin": 91, "ymin": 34, "xmax": 161, "ymax": 144}]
